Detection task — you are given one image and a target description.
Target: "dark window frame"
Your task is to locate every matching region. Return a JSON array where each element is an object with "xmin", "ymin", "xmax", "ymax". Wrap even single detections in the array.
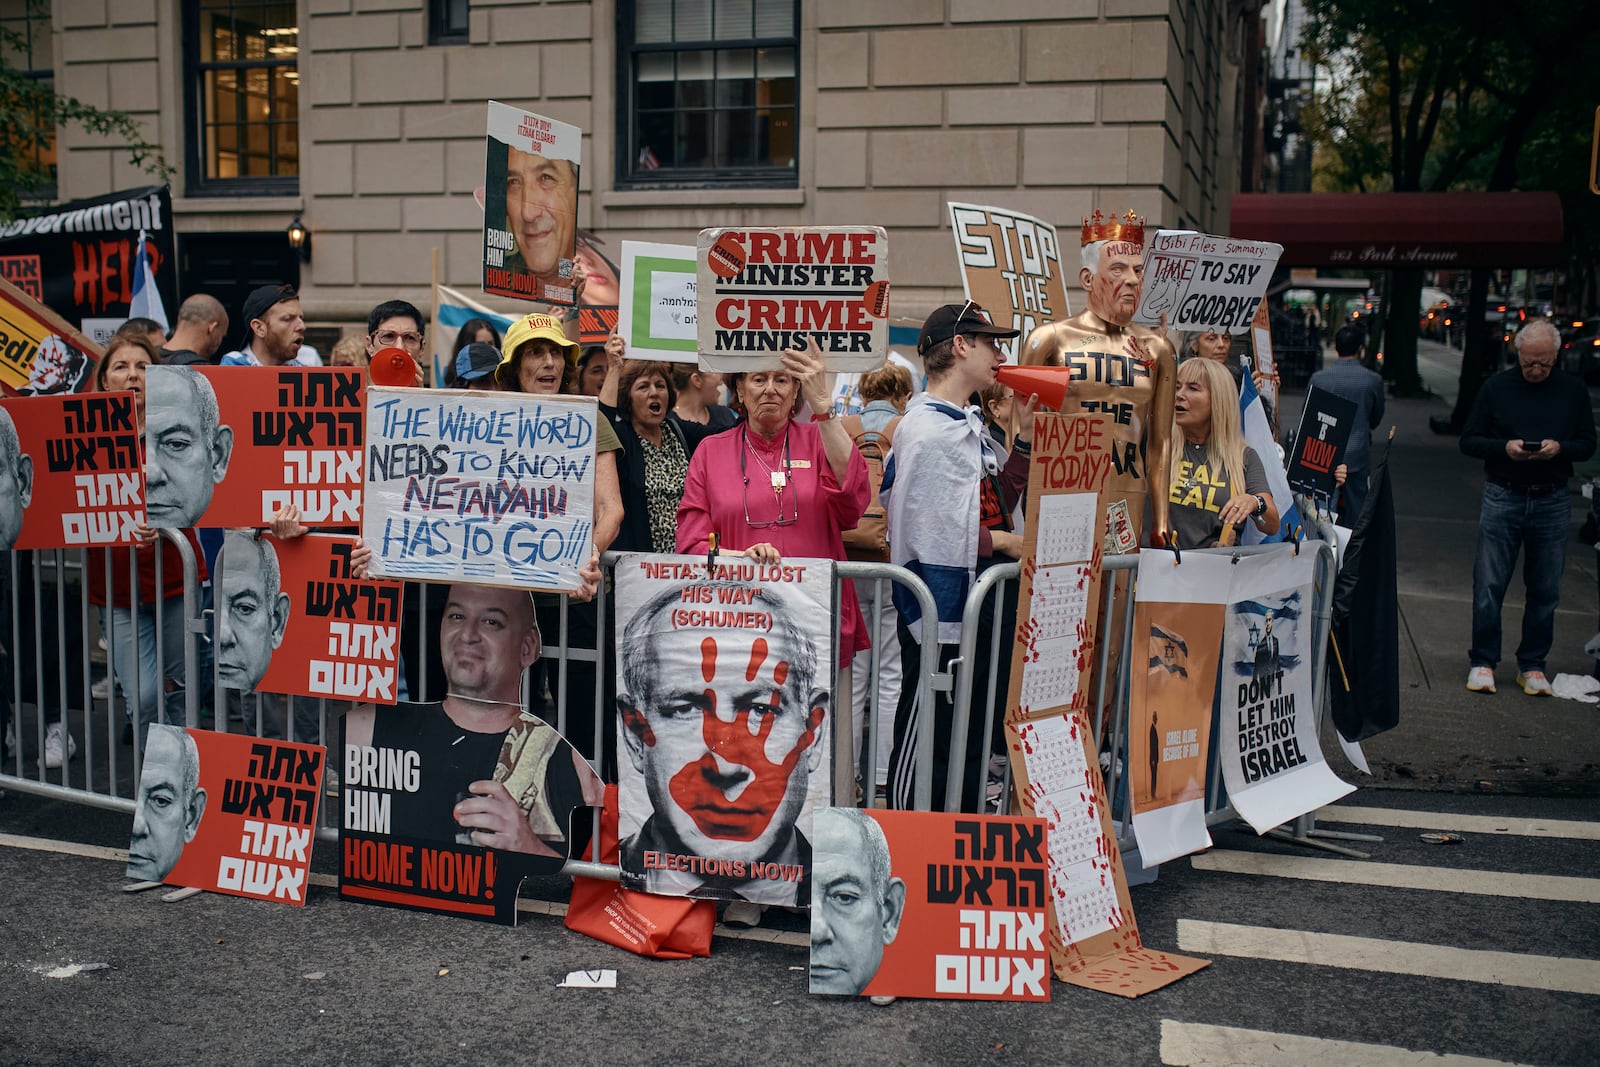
[
  {"xmin": 615, "ymin": 0, "xmax": 800, "ymax": 190},
  {"xmin": 428, "ymin": 0, "xmax": 470, "ymax": 45},
  {"xmin": 182, "ymin": 0, "xmax": 300, "ymax": 197},
  {"xmin": 1, "ymin": 5, "xmax": 58, "ymax": 201}
]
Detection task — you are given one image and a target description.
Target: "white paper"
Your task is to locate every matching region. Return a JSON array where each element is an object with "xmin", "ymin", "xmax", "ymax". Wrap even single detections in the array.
[
  {"xmin": 558, "ymin": 969, "xmax": 617, "ymax": 988},
  {"xmin": 1034, "ymin": 492, "xmax": 1098, "ymax": 566}
]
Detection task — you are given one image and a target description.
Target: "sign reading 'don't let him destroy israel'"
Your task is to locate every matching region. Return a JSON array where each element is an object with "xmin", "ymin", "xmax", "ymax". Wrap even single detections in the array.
[{"xmin": 1132, "ymin": 230, "xmax": 1283, "ymax": 334}]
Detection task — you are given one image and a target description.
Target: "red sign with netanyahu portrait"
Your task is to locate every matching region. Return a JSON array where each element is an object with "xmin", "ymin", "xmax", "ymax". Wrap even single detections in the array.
[{"xmin": 0, "ymin": 391, "xmax": 144, "ymax": 550}]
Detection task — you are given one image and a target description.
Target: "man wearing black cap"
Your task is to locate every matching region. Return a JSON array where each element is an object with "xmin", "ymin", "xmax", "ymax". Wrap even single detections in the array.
[
  {"xmin": 221, "ymin": 284, "xmax": 312, "ymax": 367},
  {"xmin": 447, "ymin": 343, "xmax": 502, "ymax": 390},
  {"xmin": 881, "ymin": 302, "xmax": 1040, "ymax": 811}
]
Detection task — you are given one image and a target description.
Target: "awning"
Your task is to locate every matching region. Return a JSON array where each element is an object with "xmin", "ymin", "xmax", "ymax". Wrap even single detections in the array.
[{"xmin": 1231, "ymin": 192, "xmax": 1565, "ymax": 268}]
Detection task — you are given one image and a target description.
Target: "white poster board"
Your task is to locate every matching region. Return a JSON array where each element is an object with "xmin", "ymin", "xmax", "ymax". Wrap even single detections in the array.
[
  {"xmin": 1133, "ymin": 230, "xmax": 1283, "ymax": 334},
  {"xmin": 947, "ymin": 202, "xmax": 1071, "ymax": 363},
  {"xmin": 617, "ymin": 240, "xmax": 699, "ymax": 364}
]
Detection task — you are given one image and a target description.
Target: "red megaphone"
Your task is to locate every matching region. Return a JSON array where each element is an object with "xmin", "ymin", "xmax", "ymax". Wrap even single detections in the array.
[
  {"xmin": 368, "ymin": 346, "xmax": 421, "ymax": 388},
  {"xmin": 995, "ymin": 364, "xmax": 1071, "ymax": 411}
]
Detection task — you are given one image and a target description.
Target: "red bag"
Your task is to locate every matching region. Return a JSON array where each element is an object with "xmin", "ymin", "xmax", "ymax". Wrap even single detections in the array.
[{"xmin": 564, "ymin": 784, "xmax": 716, "ymax": 959}]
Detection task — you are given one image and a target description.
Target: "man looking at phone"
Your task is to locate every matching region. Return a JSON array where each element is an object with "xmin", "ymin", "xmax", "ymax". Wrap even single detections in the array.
[{"xmin": 1460, "ymin": 319, "xmax": 1595, "ymax": 696}]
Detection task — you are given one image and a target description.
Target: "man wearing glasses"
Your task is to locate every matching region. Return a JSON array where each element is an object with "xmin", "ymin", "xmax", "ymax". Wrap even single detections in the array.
[
  {"xmin": 365, "ymin": 299, "xmax": 429, "ymax": 386},
  {"xmin": 1461, "ymin": 319, "xmax": 1595, "ymax": 697},
  {"xmin": 221, "ymin": 285, "xmax": 316, "ymax": 367}
]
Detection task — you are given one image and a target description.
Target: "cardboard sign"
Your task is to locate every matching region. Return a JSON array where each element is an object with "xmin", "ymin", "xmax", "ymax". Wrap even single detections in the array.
[
  {"xmin": 1248, "ymin": 301, "xmax": 1278, "ymax": 429},
  {"xmin": 0, "ymin": 275, "xmax": 102, "ymax": 398},
  {"xmin": 1219, "ymin": 547, "xmax": 1353, "ymax": 833},
  {"xmin": 218, "ymin": 531, "xmax": 402, "ymax": 704},
  {"xmin": 697, "ymin": 227, "xmax": 889, "ymax": 372},
  {"xmin": 1133, "ymin": 230, "xmax": 1283, "ymax": 334},
  {"xmin": 947, "ymin": 202, "xmax": 1072, "ymax": 362},
  {"xmin": 617, "ymin": 240, "xmax": 699, "ymax": 363},
  {"xmin": 127, "ymin": 725, "xmax": 324, "ymax": 906},
  {"xmin": 1287, "ymin": 385, "xmax": 1358, "ymax": 498},
  {"xmin": 361, "ymin": 386, "xmax": 596, "ymax": 594},
  {"xmin": 0, "ymin": 185, "xmax": 177, "ymax": 345},
  {"xmin": 141, "ymin": 366, "xmax": 364, "ymax": 530},
  {"xmin": 482, "ymin": 101, "xmax": 582, "ymax": 305},
  {"xmin": 0, "ymin": 392, "xmax": 143, "ymax": 550},
  {"xmin": 810, "ymin": 809, "xmax": 1051, "ymax": 1002},
  {"xmin": 576, "ymin": 305, "xmax": 619, "ymax": 346},
  {"xmin": 614, "ymin": 552, "xmax": 835, "ymax": 907}
]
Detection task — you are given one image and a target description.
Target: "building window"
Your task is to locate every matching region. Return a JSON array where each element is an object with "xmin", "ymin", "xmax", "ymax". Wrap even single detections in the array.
[
  {"xmin": 0, "ymin": 4, "xmax": 57, "ymax": 201},
  {"xmin": 618, "ymin": 0, "xmax": 798, "ymax": 187},
  {"xmin": 429, "ymin": 0, "xmax": 470, "ymax": 44},
  {"xmin": 184, "ymin": 0, "xmax": 298, "ymax": 195}
]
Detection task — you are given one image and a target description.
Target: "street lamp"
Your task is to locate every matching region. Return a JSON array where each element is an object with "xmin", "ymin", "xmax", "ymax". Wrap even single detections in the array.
[{"xmin": 287, "ymin": 215, "xmax": 311, "ymax": 263}]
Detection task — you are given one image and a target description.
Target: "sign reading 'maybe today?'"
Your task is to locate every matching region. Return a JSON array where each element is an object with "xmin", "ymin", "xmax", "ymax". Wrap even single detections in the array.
[{"xmin": 361, "ymin": 386, "xmax": 596, "ymax": 595}]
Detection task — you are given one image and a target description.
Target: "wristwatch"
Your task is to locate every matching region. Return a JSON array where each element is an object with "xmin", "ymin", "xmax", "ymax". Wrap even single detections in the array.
[{"xmin": 1252, "ymin": 493, "xmax": 1267, "ymax": 517}]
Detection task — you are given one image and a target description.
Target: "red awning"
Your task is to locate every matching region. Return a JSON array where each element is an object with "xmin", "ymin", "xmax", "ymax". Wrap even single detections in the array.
[{"xmin": 1231, "ymin": 192, "xmax": 1565, "ymax": 268}]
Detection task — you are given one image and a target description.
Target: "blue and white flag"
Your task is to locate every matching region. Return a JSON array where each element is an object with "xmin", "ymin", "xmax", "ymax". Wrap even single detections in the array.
[
  {"xmin": 1240, "ymin": 369, "xmax": 1302, "ymax": 545},
  {"xmin": 127, "ymin": 229, "xmax": 168, "ymax": 332},
  {"xmin": 431, "ymin": 283, "xmax": 515, "ymax": 387}
]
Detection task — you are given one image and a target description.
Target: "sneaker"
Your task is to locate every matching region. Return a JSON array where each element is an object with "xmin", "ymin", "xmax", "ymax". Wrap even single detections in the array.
[
  {"xmin": 1466, "ymin": 666, "xmax": 1496, "ymax": 693},
  {"xmin": 869, "ymin": 995, "xmax": 897, "ymax": 1006},
  {"xmin": 91, "ymin": 676, "xmax": 113, "ymax": 701},
  {"xmin": 1516, "ymin": 670, "xmax": 1553, "ymax": 697},
  {"xmin": 44, "ymin": 724, "xmax": 77, "ymax": 769},
  {"xmin": 723, "ymin": 900, "xmax": 763, "ymax": 928}
]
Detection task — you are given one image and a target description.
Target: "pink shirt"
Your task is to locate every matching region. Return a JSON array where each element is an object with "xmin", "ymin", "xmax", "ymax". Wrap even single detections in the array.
[{"xmin": 676, "ymin": 420, "xmax": 872, "ymax": 663}]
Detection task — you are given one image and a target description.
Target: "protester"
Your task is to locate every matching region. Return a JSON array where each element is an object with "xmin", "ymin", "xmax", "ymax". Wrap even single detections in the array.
[
  {"xmin": 329, "ymin": 335, "xmax": 368, "ymax": 368},
  {"xmin": 444, "ymin": 342, "xmax": 501, "ymax": 390},
  {"xmin": 979, "ymin": 380, "xmax": 1016, "ymax": 454},
  {"xmin": 365, "ymin": 299, "xmax": 428, "ymax": 387},
  {"xmin": 575, "ymin": 346, "xmax": 609, "ymax": 397},
  {"xmin": 115, "ymin": 317, "xmax": 166, "ymax": 349},
  {"xmin": 450, "ymin": 316, "xmax": 502, "ymax": 359},
  {"xmin": 158, "ymin": 295, "xmax": 229, "ymax": 366},
  {"xmin": 1184, "ymin": 328, "xmax": 1273, "ymax": 427},
  {"xmin": 1460, "ymin": 319, "xmax": 1596, "ymax": 697},
  {"xmin": 1308, "ymin": 325, "xmax": 1385, "ymax": 522},
  {"xmin": 1167, "ymin": 358, "xmax": 1280, "ymax": 549},
  {"xmin": 671, "ymin": 365, "xmax": 739, "ymax": 432},
  {"xmin": 607, "ymin": 353, "xmax": 715, "ymax": 554},
  {"xmin": 220, "ymin": 284, "xmax": 313, "ymax": 367}
]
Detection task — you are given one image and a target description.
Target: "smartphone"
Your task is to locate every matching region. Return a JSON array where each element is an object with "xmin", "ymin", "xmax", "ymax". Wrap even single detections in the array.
[{"xmin": 1520, "ymin": 440, "xmax": 1538, "ymax": 452}]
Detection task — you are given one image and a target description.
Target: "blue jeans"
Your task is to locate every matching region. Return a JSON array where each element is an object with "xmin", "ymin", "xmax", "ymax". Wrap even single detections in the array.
[
  {"xmin": 101, "ymin": 598, "xmax": 190, "ymax": 746},
  {"xmin": 1470, "ymin": 483, "xmax": 1571, "ymax": 673}
]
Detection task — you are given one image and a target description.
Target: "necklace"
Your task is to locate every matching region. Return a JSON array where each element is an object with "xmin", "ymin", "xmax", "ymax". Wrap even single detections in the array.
[{"xmin": 743, "ymin": 427, "xmax": 789, "ymax": 504}]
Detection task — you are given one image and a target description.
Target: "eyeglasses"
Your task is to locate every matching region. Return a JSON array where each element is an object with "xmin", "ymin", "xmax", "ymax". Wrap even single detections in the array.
[{"xmin": 375, "ymin": 330, "xmax": 424, "ymax": 351}]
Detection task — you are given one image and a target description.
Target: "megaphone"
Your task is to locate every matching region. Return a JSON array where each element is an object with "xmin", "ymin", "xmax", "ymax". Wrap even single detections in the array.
[
  {"xmin": 995, "ymin": 364, "xmax": 1071, "ymax": 412},
  {"xmin": 369, "ymin": 346, "xmax": 421, "ymax": 388}
]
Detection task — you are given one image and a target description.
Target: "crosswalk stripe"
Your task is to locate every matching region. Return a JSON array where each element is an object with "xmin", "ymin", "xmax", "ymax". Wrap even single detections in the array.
[
  {"xmin": 1316, "ymin": 805, "xmax": 1600, "ymax": 841},
  {"xmin": 1159, "ymin": 1020, "xmax": 1536, "ymax": 1067},
  {"xmin": 1176, "ymin": 920, "xmax": 1600, "ymax": 996},
  {"xmin": 1191, "ymin": 849, "xmax": 1600, "ymax": 904}
]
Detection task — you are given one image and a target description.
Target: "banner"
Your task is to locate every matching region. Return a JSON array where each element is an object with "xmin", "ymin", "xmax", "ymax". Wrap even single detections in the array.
[
  {"xmin": 617, "ymin": 240, "xmax": 699, "ymax": 363},
  {"xmin": 361, "ymin": 386, "xmax": 596, "ymax": 594},
  {"xmin": 1220, "ymin": 546, "xmax": 1353, "ymax": 832},
  {"xmin": 1240, "ymin": 371, "xmax": 1305, "ymax": 546},
  {"xmin": 1329, "ymin": 456, "xmax": 1400, "ymax": 743},
  {"xmin": 614, "ymin": 552, "xmax": 834, "ymax": 907},
  {"xmin": 1132, "ymin": 230, "xmax": 1283, "ymax": 334},
  {"xmin": 947, "ymin": 202, "xmax": 1071, "ymax": 362},
  {"xmin": 128, "ymin": 725, "xmax": 324, "ymax": 905},
  {"xmin": 0, "ymin": 275, "xmax": 102, "ymax": 398},
  {"xmin": 810, "ymin": 809, "xmax": 1050, "ymax": 1002},
  {"xmin": 0, "ymin": 391, "xmax": 143, "ymax": 550},
  {"xmin": 697, "ymin": 226, "xmax": 889, "ymax": 372},
  {"xmin": 1127, "ymin": 552, "xmax": 1230, "ymax": 865},
  {"xmin": 1287, "ymin": 384, "xmax": 1358, "ymax": 499},
  {"xmin": 0, "ymin": 185, "xmax": 177, "ymax": 345},
  {"xmin": 142, "ymin": 366, "xmax": 365, "ymax": 529},
  {"xmin": 576, "ymin": 305, "xmax": 618, "ymax": 345},
  {"xmin": 482, "ymin": 101, "xmax": 581, "ymax": 305},
  {"xmin": 218, "ymin": 531, "xmax": 402, "ymax": 704}
]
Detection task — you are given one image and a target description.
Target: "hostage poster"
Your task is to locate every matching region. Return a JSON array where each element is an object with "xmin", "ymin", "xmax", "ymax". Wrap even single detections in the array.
[
  {"xmin": 947, "ymin": 202, "xmax": 1071, "ymax": 361},
  {"xmin": 614, "ymin": 552, "xmax": 835, "ymax": 907},
  {"xmin": 1127, "ymin": 552, "xmax": 1230, "ymax": 866},
  {"xmin": 0, "ymin": 392, "xmax": 143, "ymax": 550},
  {"xmin": 810, "ymin": 809, "xmax": 1050, "ymax": 1002},
  {"xmin": 142, "ymin": 366, "xmax": 364, "ymax": 530},
  {"xmin": 482, "ymin": 101, "xmax": 582, "ymax": 305},
  {"xmin": 1219, "ymin": 546, "xmax": 1353, "ymax": 832},
  {"xmin": 128, "ymin": 725, "xmax": 323, "ymax": 906},
  {"xmin": 0, "ymin": 275, "xmax": 101, "ymax": 398},
  {"xmin": 216, "ymin": 532, "xmax": 402, "ymax": 704},
  {"xmin": 1132, "ymin": 230, "xmax": 1283, "ymax": 334}
]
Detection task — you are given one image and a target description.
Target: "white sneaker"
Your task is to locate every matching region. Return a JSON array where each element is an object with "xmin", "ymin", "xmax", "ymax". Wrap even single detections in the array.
[
  {"xmin": 91, "ymin": 676, "xmax": 113, "ymax": 700},
  {"xmin": 44, "ymin": 724, "xmax": 77, "ymax": 769},
  {"xmin": 722, "ymin": 900, "xmax": 763, "ymax": 928},
  {"xmin": 1516, "ymin": 670, "xmax": 1553, "ymax": 697},
  {"xmin": 1466, "ymin": 666, "xmax": 1496, "ymax": 693}
]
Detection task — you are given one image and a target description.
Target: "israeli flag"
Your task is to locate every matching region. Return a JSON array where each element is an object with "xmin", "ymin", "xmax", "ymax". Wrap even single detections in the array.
[
  {"xmin": 1239, "ymin": 368, "xmax": 1303, "ymax": 545},
  {"xmin": 128, "ymin": 229, "xmax": 168, "ymax": 332},
  {"xmin": 431, "ymin": 283, "xmax": 515, "ymax": 387}
]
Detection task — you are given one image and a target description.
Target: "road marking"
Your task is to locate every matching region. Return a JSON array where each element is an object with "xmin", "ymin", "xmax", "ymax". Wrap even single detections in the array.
[
  {"xmin": 1176, "ymin": 920, "xmax": 1600, "ymax": 996},
  {"xmin": 1159, "ymin": 1020, "xmax": 1536, "ymax": 1066},
  {"xmin": 0, "ymin": 832, "xmax": 127, "ymax": 862},
  {"xmin": 1316, "ymin": 805, "xmax": 1600, "ymax": 841},
  {"xmin": 1191, "ymin": 850, "xmax": 1600, "ymax": 903}
]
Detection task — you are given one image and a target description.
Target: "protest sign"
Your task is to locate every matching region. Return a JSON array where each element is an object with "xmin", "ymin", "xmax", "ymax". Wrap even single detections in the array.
[
  {"xmin": 0, "ymin": 186, "xmax": 176, "ymax": 344},
  {"xmin": 1219, "ymin": 546, "xmax": 1353, "ymax": 832},
  {"xmin": 614, "ymin": 552, "xmax": 835, "ymax": 907},
  {"xmin": 142, "ymin": 366, "xmax": 364, "ymax": 530},
  {"xmin": 1287, "ymin": 385, "xmax": 1358, "ymax": 498},
  {"xmin": 339, "ymin": 707, "xmax": 601, "ymax": 925},
  {"xmin": 128, "ymin": 725, "xmax": 323, "ymax": 906},
  {"xmin": 697, "ymin": 226, "xmax": 889, "ymax": 372},
  {"xmin": 0, "ymin": 392, "xmax": 143, "ymax": 550},
  {"xmin": 1127, "ymin": 552, "xmax": 1231, "ymax": 866},
  {"xmin": 0, "ymin": 275, "xmax": 101, "ymax": 398},
  {"xmin": 361, "ymin": 386, "xmax": 596, "ymax": 594},
  {"xmin": 576, "ymin": 305, "xmax": 619, "ymax": 345},
  {"xmin": 617, "ymin": 240, "xmax": 699, "ymax": 363},
  {"xmin": 1133, "ymin": 230, "xmax": 1283, "ymax": 334},
  {"xmin": 947, "ymin": 202, "xmax": 1071, "ymax": 361},
  {"xmin": 219, "ymin": 532, "xmax": 402, "ymax": 704},
  {"xmin": 1248, "ymin": 301, "xmax": 1278, "ymax": 428},
  {"xmin": 482, "ymin": 101, "xmax": 582, "ymax": 305},
  {"xmin": 809, "ymin": 808, "xmax": 1050, "ymax": 1002}
]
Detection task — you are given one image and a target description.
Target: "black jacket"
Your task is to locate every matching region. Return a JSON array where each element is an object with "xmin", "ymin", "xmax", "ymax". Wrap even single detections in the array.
[{"xmin": 605, "ymin": 404, "xmax": 719, "ymax": 552}]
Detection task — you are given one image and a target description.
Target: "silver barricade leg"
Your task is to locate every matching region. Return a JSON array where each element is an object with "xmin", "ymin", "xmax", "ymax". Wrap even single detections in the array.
[{"xmin": 945, "ymin": 562, "xmax": 1018, "ymax": 813}]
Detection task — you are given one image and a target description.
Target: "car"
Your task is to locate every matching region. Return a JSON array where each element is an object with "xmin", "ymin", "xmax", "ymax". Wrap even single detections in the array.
[{"xmin": 1560, "ymin": 321, "xmax": 1600, "ymax": 384}]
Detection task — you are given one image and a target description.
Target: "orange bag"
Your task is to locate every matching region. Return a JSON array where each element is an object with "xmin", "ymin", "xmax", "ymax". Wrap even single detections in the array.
[{"xmin": 564, "ymin": 784, "xmax": 716, "ymax": 959}]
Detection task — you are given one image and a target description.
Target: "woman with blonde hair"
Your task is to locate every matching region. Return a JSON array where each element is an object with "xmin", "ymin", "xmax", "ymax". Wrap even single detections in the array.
[{"xmin": 1167, "ymin": 357, "xmax": 1279, "ymax": 549}]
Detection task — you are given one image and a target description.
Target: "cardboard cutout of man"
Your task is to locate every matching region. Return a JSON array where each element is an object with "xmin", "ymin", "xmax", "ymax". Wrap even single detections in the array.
[
  {"xmin": 0, "ymin": 407, "xmax": 34, "ymax": 551},
  {"xmin": 504, "ymin": 147, "xmax": 578, "ymax": 289},
  {"xmin": 215, "ymin": 533, "xmax": 291, "ymax": 692},
  {"xmin": 810, "ymin": 808, "xmax": 906, "ymax": 995},
  {"xmin": 127, "ymin": 725, "xmax": 207, "ymax": 882},
  {"xmin": 144, "ymin": 368, "xmax": 233, "ymax": 528}
]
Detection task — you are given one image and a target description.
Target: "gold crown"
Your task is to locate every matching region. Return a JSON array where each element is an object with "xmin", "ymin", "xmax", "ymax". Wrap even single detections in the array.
[{"xmin": 1081, "ymin": 210, "xmax": 1145, "ymax": 247}]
